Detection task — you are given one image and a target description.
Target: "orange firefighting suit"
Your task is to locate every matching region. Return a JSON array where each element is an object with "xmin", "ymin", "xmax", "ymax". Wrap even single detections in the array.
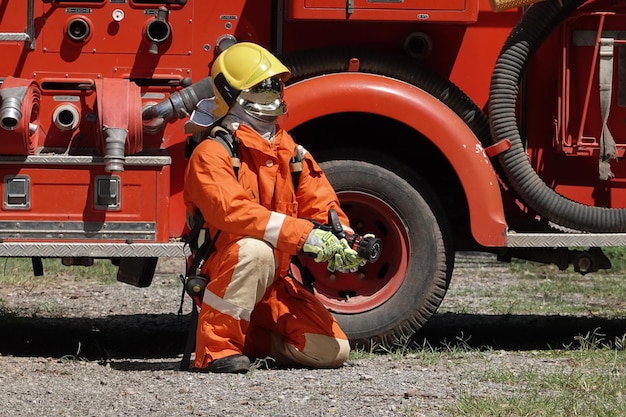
[{"xmin": 183, "ymin": 123, "xmax": 351, "ymax": 369}]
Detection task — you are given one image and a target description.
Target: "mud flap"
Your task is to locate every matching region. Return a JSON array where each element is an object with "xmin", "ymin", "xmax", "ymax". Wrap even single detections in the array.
[{"xmin": 116, "ymin": 257, "xmax": 158, "ymax": 287}]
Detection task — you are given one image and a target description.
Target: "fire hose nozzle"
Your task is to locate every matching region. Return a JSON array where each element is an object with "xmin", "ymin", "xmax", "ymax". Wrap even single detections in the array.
[
  {"xmin": 103, "ymin": 127, "xmax": 127, "ymax": 173},
  {"xmin": 327, "ymin": 209, "xmax": 383, "ymax": 263},
  {"xmin": 0, "ymin": 87, "xmax": 28, "ymax": 131}
]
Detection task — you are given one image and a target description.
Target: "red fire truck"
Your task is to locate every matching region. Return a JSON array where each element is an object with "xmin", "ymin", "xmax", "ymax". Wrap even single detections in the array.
[{"xmin": 0, "ymin": 0, "xmax": 623, "ymax": 347}]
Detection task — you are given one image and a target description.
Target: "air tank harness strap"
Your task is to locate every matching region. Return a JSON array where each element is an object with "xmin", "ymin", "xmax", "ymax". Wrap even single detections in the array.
[
  {"xmin": 211, "ymin": 126, "xmax": 241, "ymax": 178},
  {"xmin": 290, "ymin": 144, "xmax": 304, "ymax": 190},
  {"xmin": 178, "ymin": 208, "xmax": 221, "ymax": 371}
]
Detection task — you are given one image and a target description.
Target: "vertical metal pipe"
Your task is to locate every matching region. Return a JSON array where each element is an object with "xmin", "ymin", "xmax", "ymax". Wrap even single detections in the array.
[{"xmin": 27, "ymin": 0, "xmax": 35, "ymax": 49}]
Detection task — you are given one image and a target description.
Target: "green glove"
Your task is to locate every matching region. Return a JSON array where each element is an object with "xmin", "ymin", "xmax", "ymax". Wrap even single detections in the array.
[
  {"xmin": 303, "ymin": 228, "xmax": 344, "ymax": 263},
  {"xmin": 332, "ymin": 239, "xmax": 364, "ymax": 272}
]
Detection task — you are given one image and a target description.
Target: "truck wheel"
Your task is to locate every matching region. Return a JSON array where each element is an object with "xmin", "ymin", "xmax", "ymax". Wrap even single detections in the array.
[{"xmin": 306, "ymin": 153, "xmax": 453, "ymax": 348}]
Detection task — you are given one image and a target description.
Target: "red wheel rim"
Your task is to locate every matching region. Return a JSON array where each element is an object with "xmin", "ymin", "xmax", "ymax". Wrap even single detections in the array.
[{"xmin": 300, "ymin": 191, "xmax": 410, "ymax": 314}]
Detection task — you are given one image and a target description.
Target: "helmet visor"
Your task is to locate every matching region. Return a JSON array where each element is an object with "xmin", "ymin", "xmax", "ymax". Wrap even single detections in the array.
[{"xmin": 237, "ymin": 76, "xmax": 287, "ymax": 117}]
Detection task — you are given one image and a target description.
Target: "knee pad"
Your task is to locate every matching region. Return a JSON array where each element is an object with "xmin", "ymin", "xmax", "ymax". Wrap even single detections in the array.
[
  {"xmin": 225, "ymin": 238, "xmax": 276, "ymax": 308},
  {"xmin": 238, "ymin": 237, "xmax": 275, "ymax": 268}
]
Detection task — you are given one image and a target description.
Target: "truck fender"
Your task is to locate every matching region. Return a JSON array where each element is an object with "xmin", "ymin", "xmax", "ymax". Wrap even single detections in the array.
[{"xmin": 283, "ymin": 72, "xmax": 507, "ymax": 247}]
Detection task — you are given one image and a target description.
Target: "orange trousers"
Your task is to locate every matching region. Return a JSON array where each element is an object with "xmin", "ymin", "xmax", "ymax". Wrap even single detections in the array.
[{"xmin": 194, "ymin": 237, "xmax": 350, "ymax": 369}]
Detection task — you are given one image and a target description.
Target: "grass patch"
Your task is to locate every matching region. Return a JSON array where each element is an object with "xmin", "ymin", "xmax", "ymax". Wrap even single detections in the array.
[
  {"xmin": 601, "ymin": 247, "xmax": 626, "ymax": 272},
  {"xmin": 450, "ymin": 342, "xmax": 626, "ymax": 417},
  {"xmin": 453, "ymin": 371, "xmax": 626, "ymax": 417},
  {"xmin": 349, "ymin": 328, "xmax": 626, "ymax": 417},
  {"xmin": 343, "ymin": 329, "xmax": 623, "ymax": 416},
  {"xmin": 349, "ymin": 331, "xmax": 479, "ymax": 364},
  {"xmin": 446, "ymin": 260, "xmax": 626, "ymax": 318},
  {"xmin": 0, "ymin": 258, "xmax": 118, "ymax": 321},
  {"xmin": 0, "ymin": 257, "xmax": 117, "ymax": 286}
]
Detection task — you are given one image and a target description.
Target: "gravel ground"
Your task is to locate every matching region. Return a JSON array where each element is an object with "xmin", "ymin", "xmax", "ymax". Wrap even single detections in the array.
[{"xmin": 1, "ymin": 254, "xmax": 625, "ymax": 417}]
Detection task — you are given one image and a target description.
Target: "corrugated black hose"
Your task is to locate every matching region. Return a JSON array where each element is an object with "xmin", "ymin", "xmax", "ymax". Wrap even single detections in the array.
[{"xmin": 488, "ymin": 0, "xmax": 626, "ymax": 232}]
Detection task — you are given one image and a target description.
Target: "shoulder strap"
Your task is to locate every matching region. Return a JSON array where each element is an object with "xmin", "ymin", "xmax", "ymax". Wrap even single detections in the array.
[
  {"xmin": 290, "ymin": 144, "xmax": 304, "ymax": 192},
  {"xmin": 185, "ymin": 124, "xmax": 240, "ymax": 175},
  {"xmin": 210, "ymin": 126, "xmax": 241, "ymax": 179}
]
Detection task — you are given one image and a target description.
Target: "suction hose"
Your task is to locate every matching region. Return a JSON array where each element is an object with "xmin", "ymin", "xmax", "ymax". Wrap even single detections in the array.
[
  {"xmin": 142, "ymin": 77, "xmax": 214, "ymax": 133},
  {"xmin": 488, "ymin": 0, "xmax": 626, "ymax": 232}
]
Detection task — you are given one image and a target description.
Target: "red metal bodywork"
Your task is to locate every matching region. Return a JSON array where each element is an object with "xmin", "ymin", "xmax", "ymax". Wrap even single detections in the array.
[{"xmin": 0, "ymin": 0, "xmax": 624, "ymax": 254}]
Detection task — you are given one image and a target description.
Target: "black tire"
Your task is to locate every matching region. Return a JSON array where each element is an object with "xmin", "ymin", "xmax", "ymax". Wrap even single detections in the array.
[{"xmin": 315, "ymin": 151, "xmax": 453, "ymax": 348}]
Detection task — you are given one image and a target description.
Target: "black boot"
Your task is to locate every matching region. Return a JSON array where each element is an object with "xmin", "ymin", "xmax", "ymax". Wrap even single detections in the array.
[{"xmin": 206, "ymin": 354, "xmax": 250, "ymax": 374}]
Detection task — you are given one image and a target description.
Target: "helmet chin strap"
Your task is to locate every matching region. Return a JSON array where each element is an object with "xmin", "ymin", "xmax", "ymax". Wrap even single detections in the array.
[{"xmin": 222, "ymin": 102, "xmax": 277, "ymax": 141}]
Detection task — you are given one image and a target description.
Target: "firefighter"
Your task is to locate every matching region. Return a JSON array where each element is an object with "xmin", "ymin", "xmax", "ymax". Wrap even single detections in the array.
[{"xmin": 183, "ymin": 42, "xmax": 368, "ymax": 373}]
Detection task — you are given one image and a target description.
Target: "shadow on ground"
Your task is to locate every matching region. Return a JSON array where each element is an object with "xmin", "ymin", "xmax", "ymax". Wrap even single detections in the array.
[
  {"xmin": 0, "ymin": 313, "xmax": 190, "ymax": 360},
  {"xmin": 418, "ymin": 312, "xmax": 626, "ymax": 350},
  {"xmin": 2, "ymin": 312, "xmax": 626, "ymax": 360}
]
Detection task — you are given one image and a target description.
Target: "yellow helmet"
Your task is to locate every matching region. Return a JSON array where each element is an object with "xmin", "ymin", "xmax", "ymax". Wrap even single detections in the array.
[{"xmin": 210, "ymin": 42, "xmax": 291, "ymax": 119}]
